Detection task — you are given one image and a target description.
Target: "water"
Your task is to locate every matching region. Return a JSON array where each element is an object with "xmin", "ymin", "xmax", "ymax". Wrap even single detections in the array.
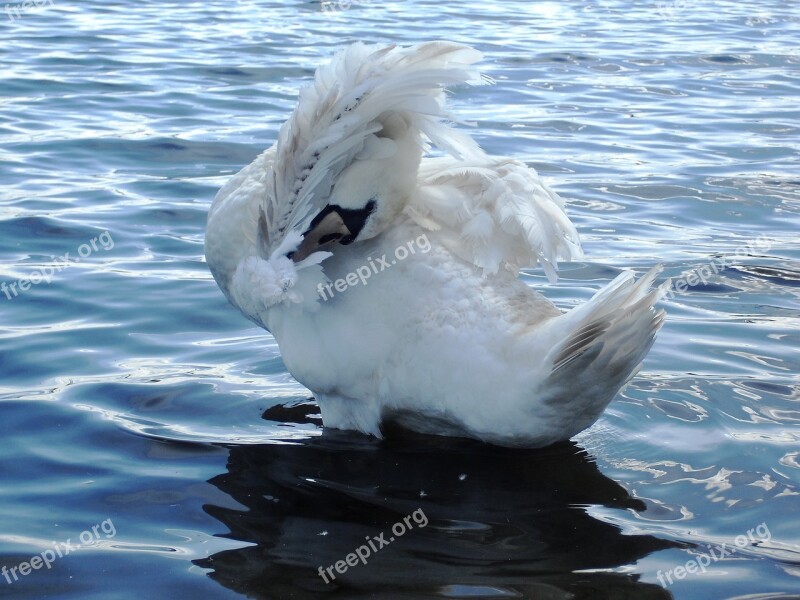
[{"xmin": 1, "ymin": 1, "xmax": 798, "ymax": 598}]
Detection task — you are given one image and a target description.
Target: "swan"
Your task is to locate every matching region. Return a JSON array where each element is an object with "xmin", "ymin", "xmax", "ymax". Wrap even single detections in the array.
[{"xmin": 204, "ymin": 41, "xmax": 666, "ymax": 447}]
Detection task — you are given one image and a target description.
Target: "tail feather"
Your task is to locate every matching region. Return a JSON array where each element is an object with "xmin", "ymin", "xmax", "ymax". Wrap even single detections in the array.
[{"xmin": 540, "ymin": 266, "xmax": 666, "ymax": 436}]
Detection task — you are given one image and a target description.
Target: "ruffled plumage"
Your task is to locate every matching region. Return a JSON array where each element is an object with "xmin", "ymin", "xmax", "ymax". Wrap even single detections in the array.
[{"xmin": 205, "ymin": 41, "xmax": 666, "ymax": 447}]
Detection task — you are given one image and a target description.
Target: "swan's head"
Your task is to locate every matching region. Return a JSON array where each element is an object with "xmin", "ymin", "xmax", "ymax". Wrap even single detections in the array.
[
  {"xmin": 205, "ymin": 113, "xmax": 420, "ymax": 316},
  {"xmin": 289, "ymin": 113, "xmax": 421, "ymax": 262},
  {"xmin": 287, "ymin": 197, "xmax": 378, "ymax": 263}
]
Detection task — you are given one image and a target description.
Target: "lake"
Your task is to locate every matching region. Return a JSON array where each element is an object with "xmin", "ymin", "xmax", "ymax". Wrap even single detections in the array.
[{"xmin": 1, "ymin": 1, "xmax": 798, "ymax": 598}]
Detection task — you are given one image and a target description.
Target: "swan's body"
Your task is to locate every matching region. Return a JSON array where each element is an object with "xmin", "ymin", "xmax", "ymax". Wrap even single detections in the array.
[{"xmin": 205, "ymin": 41, "xmax": 665, "ymax": 447}]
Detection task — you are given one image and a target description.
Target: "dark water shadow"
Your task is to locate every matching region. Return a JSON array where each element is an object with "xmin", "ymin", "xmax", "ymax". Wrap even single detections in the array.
[{"xmin": 196, "ymin": 411, "xmax": 683, "ymax": 599}]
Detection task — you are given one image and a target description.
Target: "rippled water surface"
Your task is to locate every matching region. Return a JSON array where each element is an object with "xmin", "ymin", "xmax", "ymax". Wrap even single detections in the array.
[{"xmin": 1, "ymin": 1, "xmax": 799, "ymax": 598}]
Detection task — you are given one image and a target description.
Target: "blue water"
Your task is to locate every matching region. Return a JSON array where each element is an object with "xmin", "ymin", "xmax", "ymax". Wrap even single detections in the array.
[{"xmin": 1, "ymin": 1, "xmax": 799, "ymax": 598}]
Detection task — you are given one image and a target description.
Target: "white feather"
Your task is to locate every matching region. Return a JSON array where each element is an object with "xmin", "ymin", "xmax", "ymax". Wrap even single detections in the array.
[
  {"xmin": 205, "ymin": 42, "xmax": 665, "ymax": 448},
  {"xmin": 261, "ymin": 41, "xmax": 487, "ymax": 255},
  {"xmin": 408, "ymin": 157, "xmax": 582, "ymax": 280}
]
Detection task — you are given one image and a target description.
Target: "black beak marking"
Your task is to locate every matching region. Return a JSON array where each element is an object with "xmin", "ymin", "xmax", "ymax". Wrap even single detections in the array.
[{"xmin": 288, "ymin": 200, "xmax": 376, "ymax": 262}]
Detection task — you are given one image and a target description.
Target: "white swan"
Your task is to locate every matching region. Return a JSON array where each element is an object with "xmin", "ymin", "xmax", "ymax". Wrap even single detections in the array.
[{"xmin": 205, "ymin": 41, "xmax": 666, "ymax": 447}]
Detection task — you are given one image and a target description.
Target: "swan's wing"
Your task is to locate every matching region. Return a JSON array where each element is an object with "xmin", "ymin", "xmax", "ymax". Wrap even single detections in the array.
[
  {"xmin": 261, "ymin": 41, "xmax": 488, "ymax": 257},
  {"xmin": 406, "ymin": 157, "xmax": 583, "ymax": 281},
  {"xmin": 207, "ymin": 41, "xmax": 492, "ymax": 318}
]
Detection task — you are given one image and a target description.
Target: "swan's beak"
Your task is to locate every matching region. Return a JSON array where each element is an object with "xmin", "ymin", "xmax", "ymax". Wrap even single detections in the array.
[
  {"xmin": 289, "ymin": 210, "xmax": 351, "ymax": 263},
  {"xmin": 288, "ymin": 200, "xmax": 377, "ymax": 263}
]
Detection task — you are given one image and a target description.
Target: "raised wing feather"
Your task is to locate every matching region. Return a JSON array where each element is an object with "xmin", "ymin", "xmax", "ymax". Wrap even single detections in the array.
[
  {"xmin": 261, "ymin": 41, "xmax": 488, "ymax": 256},
  {"xmin": 406, "ymin": 157, "xmax": 583, "ymax": 281}
]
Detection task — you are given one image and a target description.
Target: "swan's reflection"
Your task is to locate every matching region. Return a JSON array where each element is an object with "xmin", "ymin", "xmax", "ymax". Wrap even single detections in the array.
[{"xmin": 197, "ymin": 416, "xmax": 680, "ymax": 598}]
